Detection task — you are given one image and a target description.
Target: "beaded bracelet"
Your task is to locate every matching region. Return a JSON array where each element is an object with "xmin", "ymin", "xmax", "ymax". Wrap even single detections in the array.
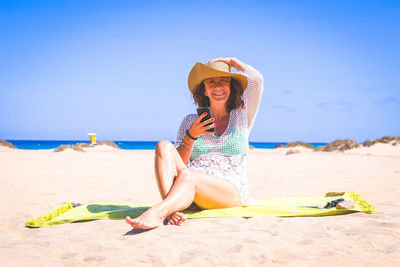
[
  {"xmin": 182, "ymin": 141, "xmax": 192, "ymax": 148},
  {"xmin": 180, "ymin": 145, "xmax": 192, "ymax": 152},
  {"xmin": 186, "ymin": 129, "xmax": 198, "ymax": 140}
]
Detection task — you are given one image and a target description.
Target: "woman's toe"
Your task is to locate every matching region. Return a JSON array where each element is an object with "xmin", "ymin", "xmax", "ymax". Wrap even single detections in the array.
[
  {"xmin": 167, "ymin": 215, "xmax": 178, "ymax": 225},
  {"xmin": 125, "ymin": 216, "xmax": 133, "ymax": 225},
  {"xmin": 170, "ymin": 217, "xmax": 178, "ymax": 225}
]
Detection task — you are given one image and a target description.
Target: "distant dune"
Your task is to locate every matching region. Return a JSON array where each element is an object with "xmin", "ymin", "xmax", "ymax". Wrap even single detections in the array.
[
  {"xmin": 53, "ymin": 141, "xmax": 121, "ymax": 152},
  {"xmin": 0, "ymin": 140, "xmax": 17, "ymax": 150},
  {"xmin": 273, "ymin": 136, "xmax": 400, "ymax": 157}
]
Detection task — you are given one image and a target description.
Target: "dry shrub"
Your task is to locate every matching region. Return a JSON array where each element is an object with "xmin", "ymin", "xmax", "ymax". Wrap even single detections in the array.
[
  {"xmin": 286, "ymin": 149, "xmax": 300, "ymax": 155},
  {"xmin": 315, "ymin": 139, "xmax": 359, "ymax": 152},
  {"xmin": 274, "ymin": 144, "xmax": 285, "ymax": 148},
  {"xmin": 0, "ymin": 140, "xmax": 17, "ymax": 149},
  {"xmin": 54, "ymin": 145, "xmax": 85, "ymax": 152},
  {"xmin": 285, "ymin": 141, "xmax": 313, "ymax": 149},
  {"xmin": 54, "ymin": 141, "xmax": 120, "ymax": 152},
  {"xmin": 362, "ymin": 139, "xmax": 375, "ymax": 147},
  {"xmin": 75, "ymin": 143, "xmax": 91, "ymax": 148},
  {"xmin": 97, "ymin": 140, "xmax": 121, "ymax": 149},
  {"xmin": 363, "ymin": 136, "xmax": 400, "ymax": 147}
]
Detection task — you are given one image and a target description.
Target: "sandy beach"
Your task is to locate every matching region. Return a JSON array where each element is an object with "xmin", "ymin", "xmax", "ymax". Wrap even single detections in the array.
[{"xmin": 0, "ymin": 144, "xmax": 399, "ymax": 266}]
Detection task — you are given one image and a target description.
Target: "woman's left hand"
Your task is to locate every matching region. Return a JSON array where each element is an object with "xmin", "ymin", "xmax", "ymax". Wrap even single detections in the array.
[{"xmin": 209, "ymin": 57, "xmax": 247, "ymax": 72}]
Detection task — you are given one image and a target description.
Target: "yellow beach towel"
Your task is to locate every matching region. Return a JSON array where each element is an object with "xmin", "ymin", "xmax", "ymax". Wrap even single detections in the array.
[{"xmin": 25, "ymin": 191, "xmax": 374, "ymax": 228}]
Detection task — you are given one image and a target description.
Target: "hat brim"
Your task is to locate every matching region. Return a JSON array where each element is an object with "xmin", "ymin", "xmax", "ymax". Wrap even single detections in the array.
[{"xmin": 188, "ymin": 62, "xmax": 248, "ymax": 93}]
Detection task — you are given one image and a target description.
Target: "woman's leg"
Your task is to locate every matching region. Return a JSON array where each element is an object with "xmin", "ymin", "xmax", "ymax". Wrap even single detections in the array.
[
  {"xmin": 153, "ymin": 141, "xmax": 195, "ymax": 225},
  {"xmin": 156, "ymin": 140, "xmax": 241, "ymax": 209},
  {"xmin": 153, "ymin": 141, "xmax": 187, "ymax": 199},
  {"xmin": 126, "ymin": 168, "xmax": 241, "ymax": 229},
  {"xmin": 126, "ymin": 143, "xmax": 241, "ymax": 229}
]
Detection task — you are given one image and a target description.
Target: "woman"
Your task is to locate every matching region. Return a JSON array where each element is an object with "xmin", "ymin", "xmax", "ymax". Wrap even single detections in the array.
[{"xmin": 126, "ymin": 57, "xmax": 264, "ymax": 229}]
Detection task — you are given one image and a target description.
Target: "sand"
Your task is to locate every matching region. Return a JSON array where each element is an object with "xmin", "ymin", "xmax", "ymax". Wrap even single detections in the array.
[{"xmin": 0, "ymin": 144, "xmax": 399, "ymax": 266}]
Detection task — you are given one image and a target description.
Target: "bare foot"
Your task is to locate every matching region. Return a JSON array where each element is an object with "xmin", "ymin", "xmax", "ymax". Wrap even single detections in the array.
[
  {"xmin": 125, "ymin": 208, "xmax": 165, "ymax": 229},
  {"xmin": 167, "ymin": 212, "xmax": 187, "ymax": 226}
]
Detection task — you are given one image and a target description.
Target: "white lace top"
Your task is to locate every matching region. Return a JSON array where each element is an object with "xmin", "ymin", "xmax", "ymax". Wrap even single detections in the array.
[{"xmin": 175, "ymin": 65, "xmax": 264, "ymax": 203}]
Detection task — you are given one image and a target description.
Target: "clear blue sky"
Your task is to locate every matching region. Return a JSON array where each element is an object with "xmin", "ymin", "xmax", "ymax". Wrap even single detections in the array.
[{"xmin": 0, "ymin": 0, "xmax": 399, "ymax": 142}]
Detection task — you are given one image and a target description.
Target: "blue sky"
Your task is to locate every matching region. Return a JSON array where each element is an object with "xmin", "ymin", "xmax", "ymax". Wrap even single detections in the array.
[{"xmin": 0, "ymin": 0, "xmax": 399, "ymax": 142}]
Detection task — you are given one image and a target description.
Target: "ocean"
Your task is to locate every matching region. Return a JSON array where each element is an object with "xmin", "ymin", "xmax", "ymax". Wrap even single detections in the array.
[{"xmin": 6, "ymin": 140, "xmax": 327, "ymax": 150}]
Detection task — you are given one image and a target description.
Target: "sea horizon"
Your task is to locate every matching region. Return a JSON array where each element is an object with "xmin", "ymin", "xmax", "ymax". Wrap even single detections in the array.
[{"xmin": 5, "ymin": 139, "xmax": 328, "ymax": 150}]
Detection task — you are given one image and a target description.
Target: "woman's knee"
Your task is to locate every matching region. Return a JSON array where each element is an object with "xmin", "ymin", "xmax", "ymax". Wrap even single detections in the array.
[
  {"xmin": 155, "ymin": 141, "xmax": 175, "ymax": 159},
  {"xmin": 176, "ymin": 168, "xmax": 195, "ymax": 184}
]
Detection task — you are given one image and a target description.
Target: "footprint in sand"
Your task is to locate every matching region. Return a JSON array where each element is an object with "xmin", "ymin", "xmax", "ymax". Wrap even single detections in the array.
[
  {"xmin": 272, "ymin": 248, "xmax": 298, "ymax": 261},
  {"xmin": 139, "ymin": 254, "xmax": 162, "ymax": 265},
  {"xmin": 250, "ymin": 254, "xmax": 268, "ymax": 265},
  {"xmin": 179, "ymin": 250, "xmax": 199, "ymax": 264},
  {"xmin": 296, "ymin": 239, "xmax": 315, "ymax": 246},
  {"xmin": 59, "ymin": 252, "xmax": 78, "ymax": 260},
  {"xmin": 364, "ymin": 219, "xmax": 400, "ymax": 228},
  {"xmin": 243, "ymin": 238, "xmax": 258, "ymax": 244},
  {"xmin": 83, "ymin": 256, "xmax": 106, "ymax": 263},
  {"xmin": 226, "ymin": 244, "xmax": 242, "ymax": 253},
  {"xmin": 381, "ymin": 244, "xmax": 398, "ymax": 254}
]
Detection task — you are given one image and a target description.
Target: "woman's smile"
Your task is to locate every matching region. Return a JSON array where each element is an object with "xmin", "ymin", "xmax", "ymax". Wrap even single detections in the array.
[
  {"xmin": 209, "ymin": 89, "xmax": 229, "ymax": 103},
  {"xmin": 213, "ymin": 90, "xmax": 226, "ymax": 97}
]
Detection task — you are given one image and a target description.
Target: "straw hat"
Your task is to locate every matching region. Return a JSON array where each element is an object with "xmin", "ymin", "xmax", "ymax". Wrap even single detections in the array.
[{"xmin": 188, "ymin": 61, "xmax": 248, "ymax": 93}]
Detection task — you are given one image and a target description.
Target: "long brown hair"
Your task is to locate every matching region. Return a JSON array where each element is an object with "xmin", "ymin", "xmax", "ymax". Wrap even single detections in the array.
[{"xmin": 192, "ymin": 78, "xmax": 244, "ymax": 112}]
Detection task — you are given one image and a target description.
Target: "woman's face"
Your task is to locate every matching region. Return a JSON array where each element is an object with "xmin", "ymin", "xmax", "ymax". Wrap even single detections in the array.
[{"xmin": 203, "ymin": 76, "xmax": 231, "ymax": 105}]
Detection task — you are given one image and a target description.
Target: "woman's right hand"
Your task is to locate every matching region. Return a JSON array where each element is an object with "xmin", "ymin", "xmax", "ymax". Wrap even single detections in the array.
[
  {"xmin": 209, "ymin": 57, "xmax": 247, "ymax": 72},
  {"xmin": 188, "ymin": 112, "xmax": 215, "ymax": 138}
]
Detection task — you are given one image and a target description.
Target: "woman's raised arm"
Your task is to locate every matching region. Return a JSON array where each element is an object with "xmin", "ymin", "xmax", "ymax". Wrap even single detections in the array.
[
  {"xmin": 242, "ymin": 64, "xmax": 264, "ymax": 130},
  {"xmin": 209, "ymin": 57, "xmax": 264, "ymax": 130}
]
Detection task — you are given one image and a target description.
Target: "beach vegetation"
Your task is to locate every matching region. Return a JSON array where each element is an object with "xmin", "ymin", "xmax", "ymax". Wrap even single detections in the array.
[
  {"xmin": 285, "ymin": 141, "xmax": 313, "ymax": 149},
  {"xmin": 54, "ymin": 145, "xmax": 85, "ymax": 152},
  {"xmin": 363, "ymin": 136, "xmax": 400, "ymax": 147},
  {"xmin": 315, "ymin": 139, "xmax": 359, "ymax": 152},
  {"xmin": 96, "ymin": 140, "xmax": 121, "ymax": 149},
  {"xmin": 273, "ymin": 144, "xmax": 285, "ymax": 148},
  {"xmin": 286, "ymin": 149, "xmax": 300, "ymax": 155},
  {"xmin": 0, "ymin": 140, "xmax": 17, "ymax": 149},
  {"xmin": 53, "ymin": 140, "xmax": 121, "ymax": 152}
]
